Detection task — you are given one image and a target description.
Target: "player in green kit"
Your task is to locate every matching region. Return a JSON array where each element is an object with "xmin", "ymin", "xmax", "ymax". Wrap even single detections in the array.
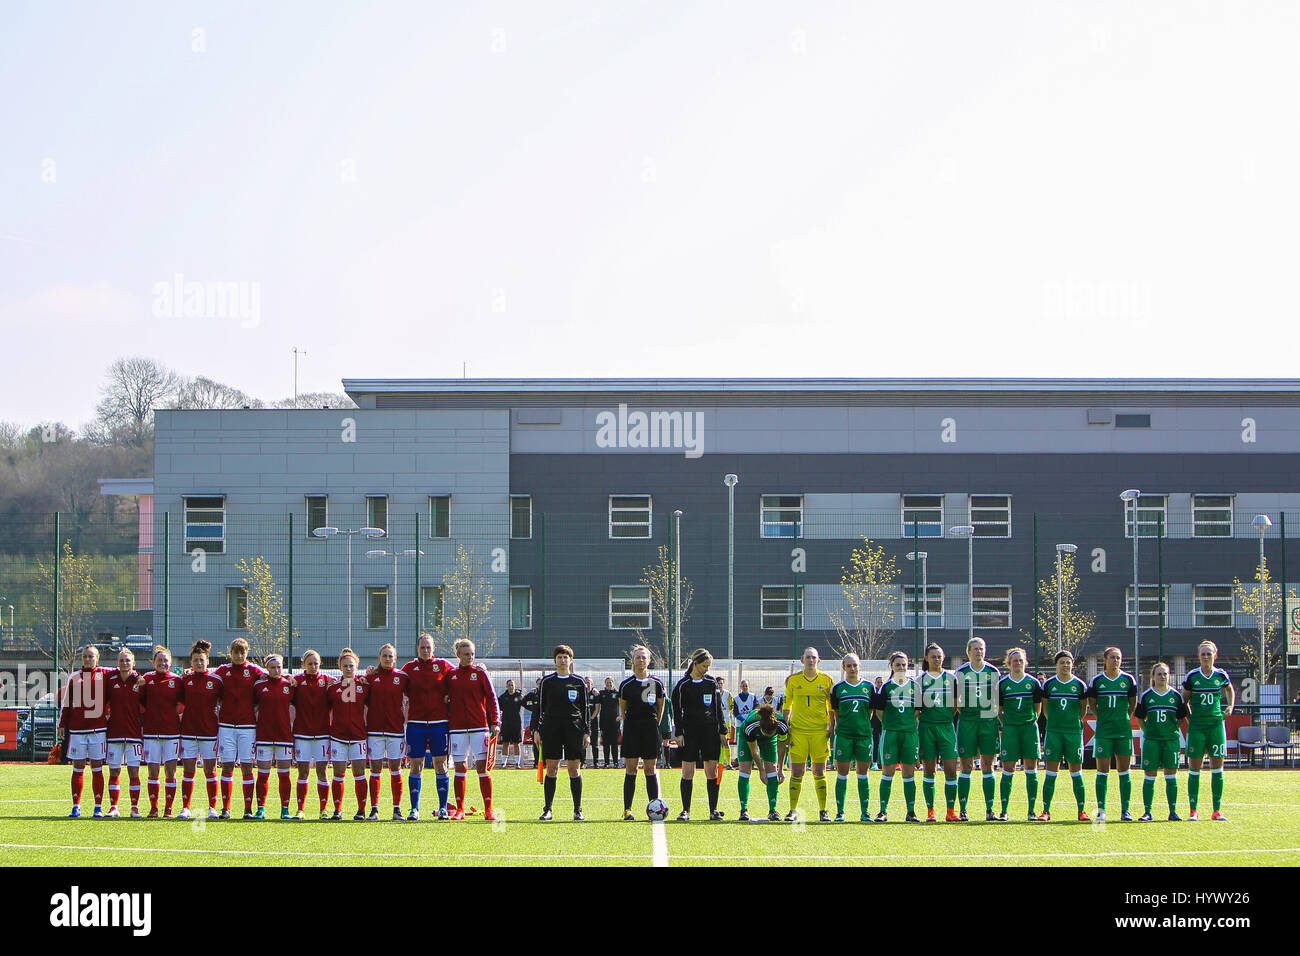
[
  {"xmin": 997, "ymin": 647, "xmax": 1043, "ymax": 821},
  {"xmin": 1181, "ymin": 640, "xmax": 1234, "ymax": 821},
  {"xmin": 954, "ymin": 636, "xmax": 1001, "ymax": 821},
  {"xmin": 829, "ymin": 653, "xmax": 875, "ymax": 822},
  {"xmin": 918, "ymin": 643, "xmax": 960, "ymax": 822},
  {"xmin": 1038, "ymin": 650, "xmax": 1090, "ymax": 821},
  {"xmin": 873, "ymin": 651, "xmax": 920, "ymax": 823},
  {"xmin": 1136, "ymin": 662, "xmax": 1190, "ymax": 821},
  {"xmin": 1088, "ymin": 646, "xmax": 1139, "ymax": 822},
  {"xmin": 738, "ymin": 703, "xmax": 788, "ymax": 821}
]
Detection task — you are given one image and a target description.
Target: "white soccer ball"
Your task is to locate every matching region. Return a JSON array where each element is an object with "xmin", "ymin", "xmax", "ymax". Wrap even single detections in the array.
[{"xmin": 646, "ymin": 798, "xmax": 670, "ymax": 822}]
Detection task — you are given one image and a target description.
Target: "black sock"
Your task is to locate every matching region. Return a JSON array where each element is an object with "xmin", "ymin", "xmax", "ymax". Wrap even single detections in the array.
[
  {"xmin": 706, "ymin": 778, "xmax": 719, "ymax": 813},
  {"xmin": 623, "ymin": 774, "xmax": 636, "ymax": 811},
  {"xmin": 647, "ymin": 774, "xmax": 659, "ymax": 801},
  {"xmin": 569, "ymin": 775, "xmax": 582, "ymax": 810},
  {"xmin": 543, "ymin": 775, "xmax": 556, "ymax": 809},
  {"xmin": 680, "ymin": 778, "xmax": 693, "ymax": 812}
]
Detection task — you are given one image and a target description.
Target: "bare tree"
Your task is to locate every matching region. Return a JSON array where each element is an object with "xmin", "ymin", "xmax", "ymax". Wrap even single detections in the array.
[
  {"xmin": 826, "ymin": 536, "xmax": 901, "ymax": 663},
  {"xmin": 632, "ymin": 545, "xmax": 693, "ymax": 669},
  {"xmin": 32, "ymin": 541, "xmax": 98, "ymax": 676},
  {"xmin": 1233, "ymin": 557, "xmax": 1296, "ymax": 687},
  {"xmin": 173, "ymin": 376, "xmax": 263, "ymax": 409},
  {"xmin": 94, "ymin": 356, "xmax": 181, "ymax": 446},
  {"xmin": 234, "ymin": 555, "xmax": 292, "ymax": 664},
  {"xmin": 270, "ymin": 391, "xmax": 357, "ymax": 409},
  {"xmin": 432, "ymin": 544, "xmax": 497, "ymax": 657}
]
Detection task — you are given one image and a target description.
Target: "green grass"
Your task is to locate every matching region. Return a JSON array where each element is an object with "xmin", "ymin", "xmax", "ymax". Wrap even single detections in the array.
[{"xmin": 3, "ymin": 763, "xmax": 1299, "ymax": 867}]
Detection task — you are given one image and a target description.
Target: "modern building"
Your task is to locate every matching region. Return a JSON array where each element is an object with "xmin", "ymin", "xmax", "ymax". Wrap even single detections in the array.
[{"xmin": 152, "ymin": 379, "xmax": 1300, "ymax": 682}]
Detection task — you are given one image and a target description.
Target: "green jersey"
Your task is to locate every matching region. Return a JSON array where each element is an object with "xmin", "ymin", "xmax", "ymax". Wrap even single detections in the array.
[
  {"xmin": 875, "ymin": 676, "xmax": 919, "ymax": 734},
  {"xmin": 1135, "ymin": 687, "xmax": 1188, "ymax": 742},
  {"xmin": 918, "ymin": 669, "xmax": 958, "ymax": 724},
  {"xmin": 954, "ymin": 661, "xmax": 1001, "ymax": 720},
  {"xmin": 1182, "ymin": 666, "xmax": 1231, "ymax": 724},
  {"xmin": 830, "ymin": 680, "xmax": 874, "ymax": 737},
  {"xmin": 998, "ymin": 673, "xmax": 1042, "ymax": 725},
  {"xmin": 1089, "ymin": 670, "xmax": 1138, "ymax": 736},
  {"xmin": 1042, "ymin": 675, "xmax": 1088, "ymax": 733},
  {"xmin": 741, "ymin": 709, "xmax": 790, "ymax": 745}
]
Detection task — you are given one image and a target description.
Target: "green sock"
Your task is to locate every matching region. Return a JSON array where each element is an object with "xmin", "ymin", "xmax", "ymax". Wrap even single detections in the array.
[
  {"xmin": 1119, "ymin": 771, "xmax": 1132, "ymax": 813},
  {"xmin": 982, "ymin": 772, "xmax": 995, "ymax": 812},
  {"xmin": 1096, "ymin": 771, "xmax": 1109, "ymax": 810},
  {"xmin": 737, "ymin": 772, "xmax": 750, "ymax": 811},
  {"xmin": 879, "ymin": 775, "xmax": 893, "ymax": 813},
  {"xmin": 765, "ymin": 773, "xmax": 779, "ymax": 813},
  {"xmin": 922, "ymin": 775, "xmax": 935, "ymax": 810},
  {"xmin": 835, "ymin": 775, "xmax": 847, "ymax": 815},
  {"xmin": 1025, "ymin": 771, "xmax": 1038, "ymax": 815},
  {"xmin": 814, "ymin": 776, "xmax": 828, "ymax": 811},
  {"xmin": 1211, "ymin": 769, "xmax": 1223, "ymax": 811},
  {"xmin": 958, "ymin": 772, "xmax": 971, "ymax": 811},
  {"xmin": 903, "ymin": 776, "xmax": 916, "ymax": 813},
  {"xmin": 856, "ymin": 773, "xmax": 870, "ymax": 814},
  {"xmin": 1071, "ymin": 771, "xmax": 1086, "ymax": 812},
  {"xmin": 1042, "ymin": 771, "xmax": 1057, "ymax": 812},
  {"xmin": 1187, "ymin": 770, "xmax": 1199, "ymax": 810},
  {"xmin": 944, "ymin": 777, "xmax": 957, "ymax": 810},
  {"xmin": 789, "ymin": 775, "xmax": 803, "ymax": 811},
  {"xmin": 1000, "ymin": 771, "xmax": 1013, "ymax": 813},
  {"xmin": 1142, "ymin": 776, "xmax": 1155, "ymax": 814},
  {"xmin": 1165, "ymin": 776, "xmax": 1178, "ymax": 813}
]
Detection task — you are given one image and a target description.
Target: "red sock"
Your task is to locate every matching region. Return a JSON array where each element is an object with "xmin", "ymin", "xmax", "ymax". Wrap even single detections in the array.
[
  {"xmin": 296, "ymin": 776, "xmax": 308, "ymax": 811},
  {"xmin": 454, "ymin": 772, "xmax": 466, "ymax": 809},
  {"xmin": 221, "ymin": 776, "xmax": 233, "ymax": 810},
  {"xmin": 164, "ymin": 779, "xmax": 176, "ymax": 811},
  {"xmin": 256, "ymin": 770, "xmax": 270, "ymax": 806},
  {"xmin": 242, "ymin": 771, "xmax": 255, "ymax": 812},
  {"xmin": 129, "ymin": 780, "xmax": 140, "ymax": 808},
  {"xmin": 108, "ymin": 769, "xmax": 121, "ymax": 809},
  {"xmin": 478, "ymin": 771, "xmax": 493, "ymax": 812},
  {"xmin": 71, "ymin": 769, "xmax": 84, "ymax": 804},
  {"xmin": 368, "ymin": 773, "xmax": 381, "ymax": 808},
  {"xmin": 206, "ymin": 775, "xmax": 218, "ymax": 809},
  {"xmin": 390, "ymin": 770, "xmax": 403, "ymax": 807},
  {"xmin": 148, "ymin": 780, "xmax": 159, "ymax": 810},
  {"xmin": 278, "ymin": 770, "xmax": 291, "ymax": 805},
  {"xmin": 91, "ymin": 768, "xmax": 104, "ymax": 805},
  {"xmin": 182, "ymin": 776, "xmax": 194, "ymax": 808},
  {"xmin": 354, "ymin": 776, "xmax": 368, "ymax": 812},
  {"xmin": 317, "ymin": 779, "xmax": 329, "ymax": 811},
  {"xmin": 332, "ymin": 777, "xmax": 344, "ymax": 811}
]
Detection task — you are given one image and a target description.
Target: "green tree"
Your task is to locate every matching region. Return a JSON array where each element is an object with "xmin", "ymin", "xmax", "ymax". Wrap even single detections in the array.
[
  {"xmin": 826, "ymin": 536, "xmax": 901, "ymax": 663},
  {"xmin": 1233, "ymin": 557, "xmax": 1296, "ymax": 688},
  {"xmin": 432, "ymin": 544, "xmax": 497, "ymax": 657},
  {"xmin": 633, "ymin": 545, "xmax": 693, "ymax": 669},
  {"xmin": 1023, "ymin": 550, "xmax": 1097, "ymax": 664},
  {"xmin": 234, "ymin": 555, "xmax": 291, "ymax": 664}
]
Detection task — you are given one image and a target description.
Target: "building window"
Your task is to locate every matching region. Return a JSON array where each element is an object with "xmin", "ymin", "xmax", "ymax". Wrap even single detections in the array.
[
  {"xmin": 972, "ymin": 585, "xmax": 1012, "ymax": 628},
  {"xmin": 609, "ymin": 495, "xmax": 652, "ymax": 539},
  {"xmin": 1194, "ymin": 585, "xmax": 1234, "ymax": 628},
  {"xmin": 510, "ymin": 586, "xmax": 532, "ymax": 630},
  {"xmin": 609, "ymin": 586, "xmax": 652, "ymax": 630},
  {"xmin": 367, "ymin": 587, "xmax": 388, "ymax": 629},
  {"xmin": 184, "ymin": 496, "xmax": 226, "ymax": 554},
  {"xmin": 902, "ymin": 495, "xmax": 944, "ymax": 538},
  {"xmin": 970, "ymin": 495, "xmax": 1011, "ymax": 538},
  {"xmin": 226, "ymin": 587, "xmax": 247, "ymax": 629},
  {"xmin": 1193, "ymin": 495, "xmax": 1234, "ymax": 538},
  {"xmin": 429, "ymin": 495, "xmax": 450, "ymax": 538},
  {"xmin": 511, "ymin": 495, "xmax": 532, "ymax": 540},
  {"xmin": 1123, "ymin": 494, "xmax": 1168, "ymax": 539},
  {"xmin": 1115, "ymin": 414, "xmax": 1152, "ymax": 428},
  {"xmin": 305, "ymin": 495, "xmax": 328, "ymax": 538},
  {"xmin": 760, "ymin": 585, "xmax": 804, "ymax": 630},
  {"xmin": 761, "ymin": 495, "xmax": 803, "ymax": 539},
  {"xmin": 902, "ymin": 585, "xmax": 944, "ymax": 629},
  {"xmin": 1125, "ymin": 584, "xmax": 1169, "ymax": 629},
  {"xmin": 422, "ymin": 586, "xmax": 443, "ymax": 630},
  {"xmin": 367, "ymin": 496, "xmax": 388, "ymax": 534}
]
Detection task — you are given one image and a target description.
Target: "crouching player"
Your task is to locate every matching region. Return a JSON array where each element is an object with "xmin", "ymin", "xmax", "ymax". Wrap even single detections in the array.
[
  {"xmin": 446, "ymin": 639, "xmax": 501, "ymax": 821},
  {"xmin": 740, "ymin": 703, "xmax": 789, "ymax": 821},
  {"xmin": 327, "ymin": 649, "xmax": 371, "ymax": 820}
]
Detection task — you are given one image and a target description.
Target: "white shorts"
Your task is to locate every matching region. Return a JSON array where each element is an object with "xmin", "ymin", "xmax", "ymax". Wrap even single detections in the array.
[
  {"xmin": 219, "ymin": 726, "xmax": 255, "ymax": 765},
  {"xmin": 180, "ymin": 737, "xmax": 217, "ymax": 762},
  {"xmin": 67, "ymin": 730, "xmax": 107, "ymax": 762},
  {"xmin": 294, "ymin": 737, "xmax": 328, "ymax": 764},
  {"xmin": 450, "ymin": 729, "xmax": 491, "ymax": 763},
  {"xmin": 367, "ymin": 734, "xmax": 404, "ymax": 762},
  {"xmin": 143, "ymin": 736, "xmax": 180, "ymax": 765},
  {"xmin": 329, "ymin": 739, "xmax": 368, "ymax": 763},
  {"xmin": 255, "ymin": 743, "xmax": 293, "ymax": 764},
  {"xmin": 107, "ymin": 740, "xmax": 142, "ymax": 769}
]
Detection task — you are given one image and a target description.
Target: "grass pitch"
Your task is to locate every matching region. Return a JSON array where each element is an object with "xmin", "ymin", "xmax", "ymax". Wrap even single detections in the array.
[{"xmin": 2, "ymin": 763, "xmax": 1298, "ymax": 867}]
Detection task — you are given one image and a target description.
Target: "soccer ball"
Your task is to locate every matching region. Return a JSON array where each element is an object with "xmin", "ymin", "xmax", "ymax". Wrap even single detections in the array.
[{"xmin": 646, "ymin": 798, "xmax": 670, "ymax": 822}]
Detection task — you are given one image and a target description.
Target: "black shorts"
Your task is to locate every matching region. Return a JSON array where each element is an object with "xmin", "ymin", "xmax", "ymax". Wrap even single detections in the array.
[
  {"xmin": 539, "ymin": 725, "xmax": 585, "ymax": 762},
  {"xmin": 499, "ymin": 726, "xmax": 522, "ymax": 744},
  {"xmin": 621, "ymin": 723, "xmax": 662, "ymax": 761},
  {"xmin": 679, "ymin": 728, "xmax": 723, "ymax": 764},
  {"xmin": 599, "ymin": 722, "xmax": 620, "ymax": 745}
]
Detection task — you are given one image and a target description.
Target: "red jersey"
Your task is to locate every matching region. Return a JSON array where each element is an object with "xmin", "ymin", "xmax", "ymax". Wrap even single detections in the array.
[
  {"xmin": 105, "ymin": 670, "xmax": 144, "ymax": 741},
  {"xmin": 58, "ymin": 666, "xmax": 112, "ymax": 733},
  {"xmin": 401, "ymin": 657, "xmax": 454, "ymax": 722},
  {"xmin": 180, "ymin": 670, "xmax": 223, "ymax": 738},
  {"xmin": 254, "ymin": 676, "xmax": 295, "ymax": 744},
  {"xmin": 139, "ymin": 671, "xmax": 185, "ymax": 736},
  {"xmin": 366, "ymin": 666, "xmax": 409, "ymax": 735},
  {"xmin": 213, "ymin": 662, "xmax": 266, "ymax": 727},
  {"xmin": 326, "ymin": 677, "xmax": 369, "ymax": 741},
  {"xmin": 291, "ymin": 672, "xmax": 334, "ymax": 737},
  {"xmin": 446, "ymin": 664, "xmax": 500, "ymax": 731}
]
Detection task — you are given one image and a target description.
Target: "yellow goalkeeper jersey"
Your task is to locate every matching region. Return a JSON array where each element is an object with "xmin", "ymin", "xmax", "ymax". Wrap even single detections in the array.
[{"xmin": 783, "ymin": 671, "xmax": 834, "ymax": 733}]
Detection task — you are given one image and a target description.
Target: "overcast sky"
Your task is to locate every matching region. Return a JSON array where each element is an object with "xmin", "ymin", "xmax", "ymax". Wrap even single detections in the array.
[{"xmin": 3, "ymin": 1, "xmax": 1298, "ymax": 429}]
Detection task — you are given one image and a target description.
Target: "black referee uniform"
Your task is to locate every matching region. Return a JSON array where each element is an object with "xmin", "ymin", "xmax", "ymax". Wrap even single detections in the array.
[
  {"xmin": 595, "ymin": 686, "xmax": 621, "ymax": 767},
  {"xmin": 671, "ymin": 673, "xmax": 728, "ymax": 817},
  {"xmin": 522, "ymin": 687, "xmax": 541, "ymax": 766},
  {"xmin": 537, "ymin": 671, "xmax": 588, "ymax": 815},
  {"xmin": 498, "ymin": 689, "xmax": 524, "ymax": 744},
  {"xmin": 619, "ymin": 674, "xmax": 665, "ymax": 811}
]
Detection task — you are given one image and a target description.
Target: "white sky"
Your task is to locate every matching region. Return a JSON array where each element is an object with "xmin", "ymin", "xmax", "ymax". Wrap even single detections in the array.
[{"xmin": 2, "ymin": 1, "xmax": 1298, "ymax": 429}]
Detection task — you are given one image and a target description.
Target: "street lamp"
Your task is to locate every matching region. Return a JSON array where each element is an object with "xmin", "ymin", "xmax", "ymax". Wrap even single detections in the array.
[
  {"xmin": 1055, "ymin": 544, "xmax": 1078, "ymax": 652},
  {"xmin": 1252, "ymin": 515, "xmax": 1273, "ymax": 710},
  {"xmin": 723, "ymin": 474, "xmax": 739, "ymax": 660},
  {"xmin": 314, "ymin": 525, "xmax": 386, "ymax": 647},
  {"xmin": 906, "ymin": 551, "xmax": 929, "ymax": 666},
  {"xmin": 673, "ymin": 510, "xmax": 683, "ymax": 670},
  {"xmin": 1120, "ymin": 490, "xmax": 1141, "ymax": 681},
  {"xmin": 950, "ymin": 525, "xmax": 975, "ymax": 647},
  {"xmin": 366, "ymin": 549, "xmax": 425, "ymax": 644}
]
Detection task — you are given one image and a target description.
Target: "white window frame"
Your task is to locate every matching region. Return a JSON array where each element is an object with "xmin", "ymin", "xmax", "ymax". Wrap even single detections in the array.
[
  {"xmin": 1192, "ymin": 495, "xmax": 1234, "ymax": 539},
  {"xmin": 510, "ymin": 585, "xmax": 533, "ymax": 630},
  {"xmin": 510, "ymin": 495, "xmax": 532, "ymax": 540},
  {"xmin": 902, "ymin": 584, "xmax": 944, "ymax": 629},
  {"xmin": 1123, "ymin": 494, "xmax": 1168, "ymax": 539},
  {"xmin": 972, "ymin": 585, "xmax": 1012, "ymax": 629},
  {"xmin": 759, "ymin": 585, "xmax": 805, "ymax": 630},
  {"xmin": 366, "ymin": 586, "xmax": 389, "ymax": 629},
  {"xmin": 902, "ymin": 494, "xmax": 944, "ymax": 538},
  {"xmin": 305, "ymin": 495, "xmax": 328, "ymax": 539},
  {"xmin": 608, "ymin": 495, "xmax": 653, "ymax": 539},
  {"xmin": 225, "ymin": 586, "xmax": 247, "ymax": 630},
  {"xmin": 428, "ymin": 495, "xmax": 451, "ymax": 539},
  {"xmin": 760, "ymin": 494, "xmax": 804, "ymax": 539},
  {"xmin": 1125, "ymin": 584, "xmax": 1170, "ymax": 629},
  {"xmin": 969, "ymin": 495, "xmax": 1012, "ymax": 538},
  {"xmin": 421, "ymin": 585, "xmax": 443, "ymax": 630},
  {"xmin": 1193, "ymin": 584, "xmax": 1235, "ymax": 628},
  {"xmin": 183, "ymin": 495, "xmax": 226, "ymax": 554},
  {"xmin": 366, "ymin": 495, "xmax": 389, "ymax": 534},
  {"xmin": 608, "ymin": 586, "xmax": 652, "ymax": 630}
]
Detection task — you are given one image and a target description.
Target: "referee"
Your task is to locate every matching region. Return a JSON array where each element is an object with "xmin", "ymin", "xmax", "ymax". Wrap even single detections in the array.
[
  {"xmin": 536, "ymin": 645, "xmax": 589, "ymax": 821},
  {"xmin": 522, "ymin": 679, "xmax": 541, "ymax": 768},
  {"xmin": 595, "ymin": 677, "xmax": 621, "ymax": 767},
  {"xmin": 670, "ymin": 648, "xmax": 729, "ymax": 821},
  {"xmin": 497, "ymin": 680, "xmax": 524, "ymax": 769},
  {"xmin": 619, "ymin": 645, "xmax": 666, "ymax": 820}
]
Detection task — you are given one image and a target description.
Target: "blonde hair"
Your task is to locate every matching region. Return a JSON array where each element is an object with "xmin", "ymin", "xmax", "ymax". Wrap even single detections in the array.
[
  {"xmin": 118, "ymin": 647, "xmax": 135, "ymax": 663},
  {"xmin": 300, "ymin": 649, "xmax": 321, "ymax": 665},
  {"xmin": 82, "ymin": 645, "xmax": 100, "ymax": 661},
  {"xmin": 1005, "ymin": 647, "xmax": 1027, "ymax": 665},
  {"xmin": 966, "ymin": 636, "xmax": 986, "ymax": 651},
  {"xmin": 265, "ymin": 653, "xmax": 284, "ymax": 666},
  {"xmin": 1198, "ymin": 640, "xmax": 1218, "ymax": 657},
  {"xmin": 842, "ymin": 653, "xmax": 861, "ymax": 667},
  {"xmin": 453, "ymin": 638, "xmax": 474, "ymax": 654},
  {"xmin": 338, "ymin": 647, "xmax": 358, "ymax": 664}
]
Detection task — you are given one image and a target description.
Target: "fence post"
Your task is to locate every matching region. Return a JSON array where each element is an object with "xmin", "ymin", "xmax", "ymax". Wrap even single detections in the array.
[
  {"xmin": 539, "ymin": 513, "xmax": 547, "ymax": 653},
  {"xmin": 287, "ymin": 512, "xmax": 294, "ymax": 663},
  {"xmin": 1157, "ymin": 510, "xmax": 1164, "ymax": 665},
  {"xmin": 414, "ymin": 511, "xmax": 421, "ymax": 642},
  {"xmin": 1281, "ymin": 512, "xmax": 1288, "ymax": 710},
  {"xmin": 163, "ymin": 512, "xmax": 170, "ymax": 653},
  {"xmin": 912, "ymin": 521, "xmax": 920, "ymax": 664},
  {"xmin": 1032, "ymin": 513, "xmax": 1039, "ymax": 673},
  {"xmin": 53, "ymin": 511, "xmax": 61, "ymax": 716}
]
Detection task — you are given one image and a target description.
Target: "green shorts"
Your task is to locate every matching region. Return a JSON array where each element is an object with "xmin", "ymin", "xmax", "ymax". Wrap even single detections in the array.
[
  {"xmin": 1185, "ymin": 723, "xmax": 1226, "ymax": 760},
  {"xmin": 1093, "ymin": 732, "xmax": 1134, "ymax": 759},
  {"xmin": 998, "ymin": 723, "xmax": 1041, "ymax": 762},
  {"xmin": 918, "ymin": 722, "xmax": 958, "ymax": 761},
  {"xmin": 957, "ymin": 716, "xmax": 1000, "ymax": 757},
  {"xmin": 1142, "ymin": 738, "xmax": 1180, "ymax": 771},
  {"xmin": 741, "ymin": 734, "xmax": 777, "ymax": 765},
  {"xmin": 1043, "ymin": 730, "xmax": 1084, "ymax": 765},
  {"xmin": 833, "ymin": 734, "xmax": 873, "ymax": 765},
  {"xmin": 879, "ymin": 729, "xmax": 919, "ymax": 766}
]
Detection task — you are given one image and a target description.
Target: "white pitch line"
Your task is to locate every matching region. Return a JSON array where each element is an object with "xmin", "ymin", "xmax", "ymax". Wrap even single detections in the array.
[
  {"xmin": 667, "ymin": 847, "xmax": 1300, "ymax": 862},
  {"xmin": 0, "ymin": 842, "xmax": 648, "ymax": 861},
  {"xmin": 651, "ymin": 821, "xmax": 668, "ymax": 867}
]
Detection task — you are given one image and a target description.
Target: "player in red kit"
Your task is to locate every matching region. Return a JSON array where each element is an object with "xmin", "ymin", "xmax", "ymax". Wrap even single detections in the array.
[
  {"xmin": 253, "ymin": 654, "xmax": 296, "ymax": 820},
  {"xmin": 327, "ymin": 648, "xmax": 371, "ymax": 820},
  {"xmin": 104, "ymin": 648, "xmax": 144, "ymax": 818},
  {"xmin": 365, "ymin": 643, "xmax": 410, "ymax": 821},
  {"xmin": 292, "ymin": 649, "xmax": 334, "ymax": 820},
  {"xmin": 213, "ymin": 638, "xmax": 267, "ymax": 819},
  {"xmin": 445, "ymin": 638, "xmax": 501, "ymax": 821},
  {"xmin": 401, "ymin": 632, "xmax": 455, "ymax": 821},
  {"xmin": 139, "ymin": 646, "xmax": 184, "ymax": 818},
  {"xmin": 57, "ymin": 646, "xmax": 112, "ymax": 818},
  {"xmin": 179, "ymin": 640, "xmax": 223, "ymax": 821}
]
